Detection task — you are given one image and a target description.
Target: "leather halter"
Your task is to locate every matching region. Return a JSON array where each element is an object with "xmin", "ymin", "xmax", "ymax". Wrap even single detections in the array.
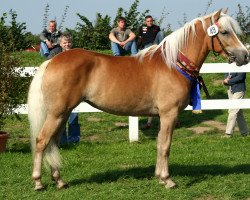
[{"xmin": 210, "ymin": 17, "xmax": 236, "ymax": 63}]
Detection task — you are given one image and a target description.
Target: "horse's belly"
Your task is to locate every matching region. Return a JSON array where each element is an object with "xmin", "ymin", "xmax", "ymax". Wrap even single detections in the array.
[{"xmin": 85, "ymin": 95, "xmax": 157, "ymax": 116}]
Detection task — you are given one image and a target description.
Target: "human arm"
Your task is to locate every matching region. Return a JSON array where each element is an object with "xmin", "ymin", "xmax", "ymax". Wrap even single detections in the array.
[
  {"xmin": 227, "ymin": 73, "xmax": 246, "ymax": 85},
  {"xmin": 120, "ymin": 31, "xmax": 136, "ymax": 47},
  {"xmin": 40, "ymin": 29, "xmax": 48, "ymax": 41},
  {"xmin": 40, "ymin": 29, "xmax": 53, "ymax": 48},
  {"xmin": 109, "ymin": 31, "xmax": 121, "ymax": 44},
  {"xmin": 223, "ymin": 73, "xmax": 246, "ymax": 85}
]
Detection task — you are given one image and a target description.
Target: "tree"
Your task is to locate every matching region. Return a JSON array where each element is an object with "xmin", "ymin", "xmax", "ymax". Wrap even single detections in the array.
[
  {"xmin": 0, "ymin": 10, "xmax": 32, "ymax": 51},
  {"xmin": 67, "ymin": 13, "xmax": 112, "ymax": 50},
  {"xmin": 235, "ymin": 4, "xmax": 250, "ymax": 44},
  {"xmin": 0, "ymin": 42, "xmax": 27, "ymax": 129},
  {"xmin": 69, "ymin": 0, "xmax": 149, "ymax": 50},
  {"xmin": 113, "ymin": 0, "xmax": 149, "ymax": 34}
]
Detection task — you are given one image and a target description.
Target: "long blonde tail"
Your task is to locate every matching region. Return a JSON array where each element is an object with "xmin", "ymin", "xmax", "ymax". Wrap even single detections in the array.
[{"xmin": 28, "ymin": 60, "xmax": 61, "ymax": 169}]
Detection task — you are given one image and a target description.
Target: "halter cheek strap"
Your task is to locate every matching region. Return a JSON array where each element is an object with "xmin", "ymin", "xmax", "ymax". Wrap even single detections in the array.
[{"xmin": 209, "ymin": 17, "xmax": 235, "ymax": 63}]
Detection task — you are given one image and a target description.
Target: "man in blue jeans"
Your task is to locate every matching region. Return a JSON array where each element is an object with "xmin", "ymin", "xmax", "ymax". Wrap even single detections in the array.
[
  {"xmin": 109, "ymin": 17, "xmax": 137, "ymax": 56},
  {"xmin": 40, "ymin": 20, "xmax": 61, "ymax": 57}
]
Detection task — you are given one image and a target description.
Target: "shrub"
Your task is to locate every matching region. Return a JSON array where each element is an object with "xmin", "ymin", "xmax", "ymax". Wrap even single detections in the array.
[
  {"xmin": 0, "ymin": 10, "xmax": 33, "ymax": 51},
  {"xmin": 0, "ymin": 42, "xmax": 27, "ymax": 129}
]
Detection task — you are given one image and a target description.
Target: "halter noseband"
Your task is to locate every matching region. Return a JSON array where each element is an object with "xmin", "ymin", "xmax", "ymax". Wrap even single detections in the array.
[{"xmin": 209, "ymin": 17, "xmax": 236, "ymax": 63}]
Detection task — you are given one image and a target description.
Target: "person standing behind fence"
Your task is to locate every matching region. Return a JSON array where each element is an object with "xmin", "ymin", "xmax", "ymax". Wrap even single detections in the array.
[
  {"xmin": 47, "ymin": 34, "xmax": 81, "ymax": 144},
  {"xmin": 109, "ymin": 17, "xmax": 138, "ymax": 56},
  {"xmin": 40, "ymin": 20, "xmax": 61, "ymax": 58},
  {"xmin": 223, "ymin": 72, "xmax": 249, "ymax": 137},
  {"xmin": 138, "ymin": 15, "xmax": 164, "ymax": 129}
]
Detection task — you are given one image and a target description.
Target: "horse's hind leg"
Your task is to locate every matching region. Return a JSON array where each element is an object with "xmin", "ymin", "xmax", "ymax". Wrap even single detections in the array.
[
  {"xmin": 155, "ymin": 112, "xmax": 178, "ymax": 188},
  {"xmin": 51, "ymin": 166, "xmax": 68, "ymax": 189},
  {"xmin": 50, "ymin": 126, "xmax": 70, "ymax": 189},
  {"xmin": 32, "ymin": 114, "xmax": 68, "ymax": 190}
]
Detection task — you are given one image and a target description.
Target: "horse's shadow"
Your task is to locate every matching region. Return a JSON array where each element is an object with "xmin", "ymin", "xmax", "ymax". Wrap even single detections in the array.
[{"xmin": 68, "ymin": 163, "xmax": 250, "ymax": 187}]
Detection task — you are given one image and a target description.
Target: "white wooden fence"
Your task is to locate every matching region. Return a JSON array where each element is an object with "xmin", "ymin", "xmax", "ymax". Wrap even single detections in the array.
[{"xmin": 15, "ymin": 63, "xmax": 250, "ymax": 142}]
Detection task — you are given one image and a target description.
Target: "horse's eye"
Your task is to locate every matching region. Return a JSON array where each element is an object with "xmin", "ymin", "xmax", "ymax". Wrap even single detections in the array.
[{"xmin": 221, "ymin": 30, "xmax": 229, "ymax": 35}]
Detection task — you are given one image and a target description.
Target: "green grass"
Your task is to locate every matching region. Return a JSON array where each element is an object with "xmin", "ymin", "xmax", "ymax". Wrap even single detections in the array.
[{"xmin": 1, "ymin": 111, "xmax": 250, "ymax": 200}]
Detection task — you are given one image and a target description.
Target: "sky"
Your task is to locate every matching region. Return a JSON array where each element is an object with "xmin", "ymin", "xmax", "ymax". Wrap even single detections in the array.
[{"xmin": 0, "ymin": 0, "xmax": 248, "ymax": 34}]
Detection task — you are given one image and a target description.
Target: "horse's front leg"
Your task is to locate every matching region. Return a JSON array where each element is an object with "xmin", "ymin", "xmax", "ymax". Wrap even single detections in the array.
[{"xmin": 155, "ymin": 113, "xmax": 177, "ymax": 188}]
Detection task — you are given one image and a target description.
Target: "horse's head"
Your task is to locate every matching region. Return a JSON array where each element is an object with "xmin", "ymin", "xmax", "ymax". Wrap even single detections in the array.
[{"xmin": 206, "ymin": 9, "xmax": 249, "ymax": 66}]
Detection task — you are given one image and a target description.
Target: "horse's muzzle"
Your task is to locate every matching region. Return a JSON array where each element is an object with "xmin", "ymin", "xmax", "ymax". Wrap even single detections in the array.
[{"xmin": 233, "ymin": 48, "xmax": 249, "ymax": 66}]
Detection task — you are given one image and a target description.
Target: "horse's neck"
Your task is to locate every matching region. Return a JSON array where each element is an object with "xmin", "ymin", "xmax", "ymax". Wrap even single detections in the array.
[{"xmin": 182, "ymin": 33, "xmax": 209, "ymax": 71}]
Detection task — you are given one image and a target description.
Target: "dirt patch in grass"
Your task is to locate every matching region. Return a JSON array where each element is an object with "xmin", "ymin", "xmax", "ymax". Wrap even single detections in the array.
[
  {"xmin": 187, "ymin": 120, "xmax": 239, "ymax": 134},
  {"xmin": 87, "ymin": 117, "xmax": 103, "ymax": 122},
  {"xmin": 187, "ymin": 120, "xmax": 225, "ymax": 134},
  {"xmin": 83, "ymin": 134, "xmax": 100, "ymax": 141},
  {"xmin": 195, "ymin": 195, "xmax": 217, "ymax": 200},
  {"xmin": 187, "ymin": 126, "xmax": 213, "ymax": 134},
  {"xmin": 202, "ymin": 120, "xmax": 226, "ymax": 131},
  {"xmin": 114, "ymin": 122, "xmax": 128, "ymax": 127}
]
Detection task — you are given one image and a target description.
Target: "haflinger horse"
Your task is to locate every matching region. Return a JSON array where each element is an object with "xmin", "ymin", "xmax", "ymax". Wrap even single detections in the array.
[{"xmin": 28, "ymin": 9, "xmax": 249, "ymax": 190}]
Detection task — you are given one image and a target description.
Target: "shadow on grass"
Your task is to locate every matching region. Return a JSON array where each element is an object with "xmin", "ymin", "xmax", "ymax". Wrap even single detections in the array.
[{"xmin": 69, "ymin": 163, "xmax": 250, "ymax": 186}]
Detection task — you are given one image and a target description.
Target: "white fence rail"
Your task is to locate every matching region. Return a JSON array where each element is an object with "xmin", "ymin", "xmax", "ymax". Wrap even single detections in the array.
[{"xmin": 16, "ymin": 63, "xmax": 250, "ymax": 142}]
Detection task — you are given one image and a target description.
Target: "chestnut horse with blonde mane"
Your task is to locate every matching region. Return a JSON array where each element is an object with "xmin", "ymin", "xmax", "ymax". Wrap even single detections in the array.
[{"xmin": 28, "ymin": 10, "xmax": 249, "ymax": 190}]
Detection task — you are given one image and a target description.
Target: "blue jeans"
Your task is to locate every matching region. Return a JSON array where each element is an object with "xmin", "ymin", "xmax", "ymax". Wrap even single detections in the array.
[
  {"xmin": 143, "ymin": 31, "xmax": 164, "ymax": 48},
  {"xmin": 111, "ymin": 40, "xmax": 138, "ymax": 56},
  {"xmin": 61, "ymin": 113, "xmax": 80, "ymax": 145},
  {"xmin": 40, "ymin": 42, "xmax": 50, "ymax": 57}
]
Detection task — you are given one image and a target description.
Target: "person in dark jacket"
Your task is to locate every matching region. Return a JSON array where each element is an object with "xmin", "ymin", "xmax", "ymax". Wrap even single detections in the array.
[
  {"xmin": 40, "ymin": 20, "xmax": 61, "ymax": 57},
  {"xmin": 137, "ymin": 15, "xmax": 164, "ymax": 49},
  {"xmin": 139, "ymin": 15, "xmax": 164, "ymax": 129},
  {"xmin": 223, "ymin": 72, "xmax": 249, "ymax": 137}
]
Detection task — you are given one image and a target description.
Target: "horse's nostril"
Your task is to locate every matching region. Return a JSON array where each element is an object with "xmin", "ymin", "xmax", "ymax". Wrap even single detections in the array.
[{"xmin": 246, "ymin": 55, "xmax": 249, "ymax": 62}]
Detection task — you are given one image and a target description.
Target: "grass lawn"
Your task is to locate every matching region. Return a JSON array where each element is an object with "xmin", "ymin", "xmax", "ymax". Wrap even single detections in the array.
[
  {"xmin": 1, "ymin": 111, "xmax": 250, "ymax": 200},
  {"xmin": 0, "ymin": 51, "xmax": 249, "ymax": 199}
]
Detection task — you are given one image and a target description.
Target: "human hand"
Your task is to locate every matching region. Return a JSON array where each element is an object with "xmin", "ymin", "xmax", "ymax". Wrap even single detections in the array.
[
  {"xmin": 223, "ymin": 77, "xmax": 230, "ymax": 85},
  {"xmin": 46, "ymin": 41, "xmax": 53, "ymax": 48},
  {"xmin": 119, "ymin": 41, "xmax": 126, "ymax": 48}
]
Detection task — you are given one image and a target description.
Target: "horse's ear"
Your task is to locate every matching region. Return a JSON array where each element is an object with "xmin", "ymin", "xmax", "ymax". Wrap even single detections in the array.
[
  {"xmin": 213, "ymin": 9, "xmax": 222, "ymax": 22},
  {"xmin": 223, "ymin": 8, "xmax": 228, "ymax": 14}
]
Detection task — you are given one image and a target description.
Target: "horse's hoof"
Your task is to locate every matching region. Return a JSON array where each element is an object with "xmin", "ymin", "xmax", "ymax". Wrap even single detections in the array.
[
  {"xmin": 165, "ymin": 179, "xmax": 177, "ymax": 189},
  {"xmin": 56, "ymin": 180, "xmax": 69, "ymax": 189},
  {"xmin": 34, "ymin": 184, "xmax": 44, "ymax": 191}
]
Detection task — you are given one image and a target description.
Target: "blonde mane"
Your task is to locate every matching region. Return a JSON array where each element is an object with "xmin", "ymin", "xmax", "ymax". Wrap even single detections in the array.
[{"xmin": 136, "ymin": 11, "xmax": 242, "ymax": 68}]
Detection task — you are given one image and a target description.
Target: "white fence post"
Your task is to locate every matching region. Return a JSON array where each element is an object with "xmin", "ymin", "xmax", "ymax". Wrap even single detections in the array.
[
  {"xmin": 15, "ymin": 63, "xmax": 250, "ymax": 142},
  {"xmin": 129, "ymin": 117, "xmax": 139, "ymax": 142}
]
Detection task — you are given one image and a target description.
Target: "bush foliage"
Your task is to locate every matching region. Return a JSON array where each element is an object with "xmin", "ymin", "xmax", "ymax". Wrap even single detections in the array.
[
  {"xmin": 0, "ymin": 42, "xmax": 28, "ymax": 129},
  {"xmin": 67, "ymin": 0, "xmax": 149, "ymax": 50},
  {"xmin": 0, "ymin": 10, "xmax": 34, "ymax": 51}
]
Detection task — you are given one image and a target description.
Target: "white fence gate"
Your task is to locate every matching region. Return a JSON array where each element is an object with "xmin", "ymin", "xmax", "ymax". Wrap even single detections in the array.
[{"xmin": 15, "ymin": 63, "xmax": 250, "ymax": 142}]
